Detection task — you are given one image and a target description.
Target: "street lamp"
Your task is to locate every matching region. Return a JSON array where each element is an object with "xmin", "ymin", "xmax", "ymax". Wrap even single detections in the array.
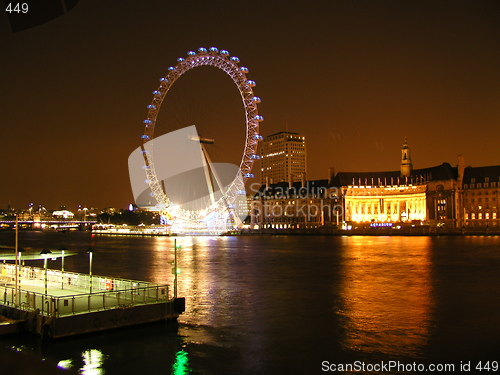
[
  {"xmin": 59, "ymin": 246, "xmax": 67, "ymax": 290},
  {"xmin": 87, "ymin": 247, "xmax": 94, "ymax": 294},
  {"xmin": 40, "ymin": 249, "xmax": 52, "ymax": 295}
]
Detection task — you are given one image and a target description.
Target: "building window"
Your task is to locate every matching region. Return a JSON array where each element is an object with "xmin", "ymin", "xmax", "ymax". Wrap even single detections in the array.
[{"xmin": 472, "ymin": 213, "xmax": 476, "ymax": 220}]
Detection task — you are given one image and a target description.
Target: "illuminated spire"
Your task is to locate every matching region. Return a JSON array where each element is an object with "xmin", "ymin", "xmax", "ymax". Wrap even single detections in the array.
[{"xmin": 401, "ymin": 138, "xmax": 412, "ymax": 178}]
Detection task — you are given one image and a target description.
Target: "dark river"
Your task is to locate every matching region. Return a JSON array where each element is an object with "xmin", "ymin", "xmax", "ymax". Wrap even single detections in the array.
[{"xmin": 1, "ymin": 232, "xmax": 499, "ymax": 374}]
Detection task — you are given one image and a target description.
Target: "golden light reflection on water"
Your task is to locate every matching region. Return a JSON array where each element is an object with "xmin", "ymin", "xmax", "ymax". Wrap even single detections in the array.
[
  {"xmin": 338, "ymin": 236, "xmax": 433, "ymax": 358},
  {"xmin": 57, "ymin": 349, "xmax": 107, "ymax": 374},
  {"xmin": 146, "ymin": 236, "xmax": 221, "ymax": 326},
  {"xmin": 80, "ymin": 348, "xmax": 106, "ymax": 375},
  {"xmin": 149, "ymin": 236, "xmax": 250, "ymax": 332},
  {"xmin": 148, "ymin": 236, "xmax": 174, "ymax": 284},
  {"xmin": 176, "ymin": 237, "xmax": 223, "ymax": 326}
]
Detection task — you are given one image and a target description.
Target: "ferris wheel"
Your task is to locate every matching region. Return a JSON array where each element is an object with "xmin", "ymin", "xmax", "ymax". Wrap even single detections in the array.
[{"xmin": 140, "ymin": 47, "xmax": 263, "ymax": 234}]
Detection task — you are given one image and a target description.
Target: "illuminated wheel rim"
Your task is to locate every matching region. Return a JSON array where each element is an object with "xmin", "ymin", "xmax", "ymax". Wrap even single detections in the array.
[{"xmin": 141, "ymin": 47, "xmax": 263, "ymax": 230}]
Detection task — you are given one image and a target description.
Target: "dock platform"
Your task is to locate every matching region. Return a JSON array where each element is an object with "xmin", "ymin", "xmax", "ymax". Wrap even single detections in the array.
[{"xmin": 0, "ymin": 264, "xmax": 184, "ymax": 339}]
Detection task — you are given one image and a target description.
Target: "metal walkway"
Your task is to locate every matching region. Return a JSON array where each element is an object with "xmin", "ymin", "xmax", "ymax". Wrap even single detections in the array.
[{"xmin": 1, "ymin": 264, "xmax": 170, "ymax": 317}]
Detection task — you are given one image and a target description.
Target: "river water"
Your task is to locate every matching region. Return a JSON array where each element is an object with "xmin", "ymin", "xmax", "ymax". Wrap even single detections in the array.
[{"xmin": 1, "ymin": 231, "xmax": 499, "ymax": 374}]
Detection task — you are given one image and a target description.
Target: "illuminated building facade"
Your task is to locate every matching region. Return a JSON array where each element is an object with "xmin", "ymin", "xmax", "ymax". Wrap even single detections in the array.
[
  {"xmin": 462, "ymin": 165, "xmax": 500, "ymax": 228},
  {"xmin": 333, "ymin": 162, "xmax": 459, "ymax": 227},
  {"xmin": 260, "ymin": 131, "xmax": 307, "ymax": 185},
  {"xmin": 343, "ymin": 185, "xmax": 427, "ymax": 223},
  {"xmin": 251, "ymin": 140, "xmax": 500, "ymax": 231}
]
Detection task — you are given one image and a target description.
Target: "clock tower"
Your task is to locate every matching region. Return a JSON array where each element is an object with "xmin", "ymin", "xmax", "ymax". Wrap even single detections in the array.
[{"xmin": 400, "ymin": 139, "xmax": 412, "ymax": 178}]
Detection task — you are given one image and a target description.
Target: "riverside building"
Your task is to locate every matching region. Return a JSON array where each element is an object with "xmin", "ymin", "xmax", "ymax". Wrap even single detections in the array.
[
  {"xmin": 462, "ymin": 165, "xmax": 500, "ymax": 228},
  {"xmin": 260, "ymin": 131, "xmax": 307, "ymax": 185},
  {"xmin": 250, "ymin": 140, "xmax": 500, "ymax": 231}
]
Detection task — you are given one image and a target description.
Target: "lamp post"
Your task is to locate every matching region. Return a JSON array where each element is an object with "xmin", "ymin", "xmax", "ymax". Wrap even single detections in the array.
[
  {"xmin": 17, "ymin": 247, "xmax": 25, "ymax": 306},
  {"xmin": 40, "ymin": 249, "xmax": 52, "ymax": 295},
  {"xmin": 19, "ymin": 247, "xmax": 25, "ymax": 266},
  {"xmin": 14, "ymin": 215, "xmax": 18, "ymax": 306},
  {"xmin": 60, "ymin": 247, "xmax": 66, "ymax": 290},
  {"xmin": 87, "ymin": 247, "xmax": 94, "ymax": 294},
  {"xmin": 14, "ymin": 246, "xmax": 25, "ymax": 307},
  {"xmin": 173, "ymin": 240, "xmax": 181, "ymax": 299}
]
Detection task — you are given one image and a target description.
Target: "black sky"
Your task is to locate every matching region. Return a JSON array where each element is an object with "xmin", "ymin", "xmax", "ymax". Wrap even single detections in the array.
[{"xmin": 1, "ymin": 0, "xmax": 499, "ymax": 210}]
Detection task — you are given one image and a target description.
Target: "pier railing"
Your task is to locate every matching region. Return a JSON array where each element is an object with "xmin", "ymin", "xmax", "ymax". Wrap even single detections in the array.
[
  {"xmin": 1, "ymin": 284, "xmax": 170, "ymax": 317},
  {"xmin": 0, "ymin": 264, "xmax": 158, "ymax": 293},
  {"xmin": 0, "ymin": 264, "xmax": 171, "ymax": 317}
]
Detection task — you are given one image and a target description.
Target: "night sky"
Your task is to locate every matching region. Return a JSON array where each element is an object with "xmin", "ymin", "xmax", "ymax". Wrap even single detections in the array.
[{"xmin": 1, "ymin": 0, "xmax": 499, "ymax": 210}]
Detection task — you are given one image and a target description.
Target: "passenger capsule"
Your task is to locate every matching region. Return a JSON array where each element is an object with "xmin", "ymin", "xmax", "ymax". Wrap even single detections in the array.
[
  {"xmin": 244, "ymin": 173, "xmax": 255, "ymax": 178},
  {"xmin": 254, "ymin": 115, "xmax": 264, "ymax": 122},
  {"xmin": 147, "ymin": 105, "xmax": 156, "ymax": 109},
  {"xmin": 143, "ymin": 119, "xmax": 152, "ymax": 124},
  {"xmin": 168, "ymin": 66, "xmax": 176, "ymax": 71},
  {"xmin": 177, "ymin": 57, "xmax": 185, "ymax": 62},
  {"xmin": 152, "ymin": 90, "xmax": 161, "ymax": 95},
  {"xmin": 253, "ymin": 134, "xmax": 264, "ymax": 141},
  {"xmin": 240, "ymin": 67, "xmax": 249, "ymax": 73},
  {"xmin": 250, "ymin": 154, "xmax": 261, "ymax": 160},
  {"xmin": 220, "ymin": 50, "xmax": 230, "ymax": 56},
  {"xmin": 198, "ymin": 47, "xmax": 207, "ymax": 53},
  {"xmin": 141, "ymin": 135, "xmax": 150, "ymax": 139},
  {"xmin": 187, "ymin": 51, "xmax": 196, "ymax": 55},
  {"xmin": 209, "ymin": 47, "xmax": 219, "ymax": 52},
  {"xmin": 237, "ymin": 189, "xmax": 246, "ymax": 195},
  {"xmin": 247, "ymin": 80, "xmax": 256, "ymax": 87},
  {"xmin": 251, "ymin": 96, "xmax": 261, "ymax": 103},
  {"xmin": 230, "ymin": 56, "xmax": 240, "ymax": 63}
]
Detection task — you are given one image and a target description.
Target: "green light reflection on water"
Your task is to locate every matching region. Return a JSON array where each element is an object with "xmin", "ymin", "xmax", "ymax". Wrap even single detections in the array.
[{"xmin": 171, "ymin": 349, "xmax": 191, "ymax": 375}]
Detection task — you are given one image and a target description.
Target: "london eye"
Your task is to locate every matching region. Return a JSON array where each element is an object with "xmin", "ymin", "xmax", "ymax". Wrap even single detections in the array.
[{"xmin": 131, "ymin": 47, "xmax": 263, "ymax": 234}]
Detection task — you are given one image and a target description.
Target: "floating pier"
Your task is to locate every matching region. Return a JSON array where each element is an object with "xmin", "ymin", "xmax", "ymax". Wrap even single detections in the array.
[{"xmin": 0, "ymin": 264, "xmax": 184, "ymax": 339}]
